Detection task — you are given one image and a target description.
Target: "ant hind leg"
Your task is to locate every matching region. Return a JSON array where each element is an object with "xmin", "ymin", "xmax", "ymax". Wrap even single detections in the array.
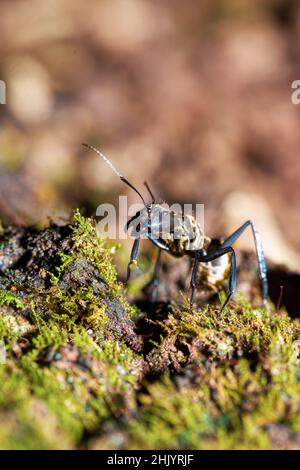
[
  {"xmin": 218, "ymin": 247, "xmax": 237, "ymax": 315},
  {"xmin": 221, "ymin": 220, "xmax": 268, "ymax": 306}
]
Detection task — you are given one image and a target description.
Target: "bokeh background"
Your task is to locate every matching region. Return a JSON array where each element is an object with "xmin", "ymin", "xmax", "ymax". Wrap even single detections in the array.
[{"xmin": 1, "ymin": 0, "xmax": 300, "ymax": 271}]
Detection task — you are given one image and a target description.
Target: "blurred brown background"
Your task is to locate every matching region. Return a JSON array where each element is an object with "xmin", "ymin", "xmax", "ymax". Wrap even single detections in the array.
[{"xmin": 0, "ymin": 0, "xmax": 300, "ymax": 269}]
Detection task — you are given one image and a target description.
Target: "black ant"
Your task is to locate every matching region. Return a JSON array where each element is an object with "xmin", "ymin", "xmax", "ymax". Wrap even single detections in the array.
[{"xmin": 83, "ymin": 143, "xmax": 268, "ymax": 314}]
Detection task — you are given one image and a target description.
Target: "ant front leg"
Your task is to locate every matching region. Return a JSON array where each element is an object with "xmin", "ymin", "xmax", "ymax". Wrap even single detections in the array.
[
  {"xmin": 199, "ymin": 246, "xmax": 237, "ymax": 315},
  {"xmin": 221, "ymin": 220, "xmax": 268, "ymax": 306},
  {"xmin": 126, "ymin": 238, "xmax": 140, "ymax": 282}
]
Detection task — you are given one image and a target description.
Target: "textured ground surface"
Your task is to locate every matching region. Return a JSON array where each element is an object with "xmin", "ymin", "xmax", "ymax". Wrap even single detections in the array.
[{"xmin": 0, "ymin": 212, "xmax": 300, "ymax": 450}]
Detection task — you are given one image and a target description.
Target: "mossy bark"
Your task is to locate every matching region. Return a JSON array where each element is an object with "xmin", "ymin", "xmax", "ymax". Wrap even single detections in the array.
[{"xmin": 1, "ymin": 211, "xmax": 300, "ymax": 450}]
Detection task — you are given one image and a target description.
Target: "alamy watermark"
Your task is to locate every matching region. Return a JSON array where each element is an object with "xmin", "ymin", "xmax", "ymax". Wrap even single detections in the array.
[
  {"xmin": 0, "ymin": 80, "xmax": 6, "ymax": 104},
  {"xmin": 291, "ymin": 80, "xmax": 300, "ymax": 105}
]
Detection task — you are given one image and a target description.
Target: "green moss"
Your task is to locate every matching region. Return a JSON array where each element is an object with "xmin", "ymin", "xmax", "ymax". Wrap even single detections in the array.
[
  {"xmin": 71, "ymin": 209, "xmax": 117, "ymax": 289},
  {"xmin": 0, "ymin": 306, "xmax": 141, "ymax": 447},
  {"xmin": 0, "ymin": 211, "xmax": 142, "ymax": 448},
  {"xmin": 0, "ymin": 290, "xmax": 25, "ymax": 310},
  {"xmin": 120, "ymin": 300, "xmax": 300, "ymax": 450},
  {"xmin": 0, "ymin": 293, "xmax": 28, "ymax": 352},
  {"xmin": 0, "ymin": 366, "xmax": 72, "ymax": 450},
  {"xmin": 19, "ymin": 326, "xmax": 140, "ymax": 443},
  {"xmin": 49, "ymin": 252, "xmax": 75, "ymax": 286},
  {"xmin": 150, "ymin": 298, "xmax": 300, "ymax": 362},
  {"xmin": 47, "ymin": 210, "xmax": 136, "ymax": 320},
  {"xmin": 124, "ymin": 350, "xmax": 300, "ymax": 450}
]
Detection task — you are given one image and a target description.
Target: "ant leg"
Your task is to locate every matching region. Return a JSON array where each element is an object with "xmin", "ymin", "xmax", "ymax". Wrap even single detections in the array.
[
  {"xmin": 219, "ymin": 248, "xmax": 236, "ymax": 314},
  {"xmin": 199, "ymin": 246, "xmax": 236, "ymax": 314},
  {"xmin": 190, "ymin": 252, "xmax": 200, "ymax": 308},
  {"xmin": 126, "ymin": 238, "xmax": 140, "ymax": 282},
  {"xmin": 148, "ymin": 236, "xmax": 170, "ymax": 252},
  {"xmin": 149, "ymin": 249, "xmax": 161, "ymax": 302},
  {"xmin": 221, "ymin": 220, "xmax": 268, "ymax": 305}
]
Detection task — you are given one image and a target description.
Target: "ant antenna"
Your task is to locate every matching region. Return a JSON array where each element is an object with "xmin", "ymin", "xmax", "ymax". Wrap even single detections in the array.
[
  {"xmin": 82, "ymin": 143, "xmax": 147, "ymax": 206},
  {"xmin": 144, "ymin": 181, "xmax": 155, "ymax": 203}
]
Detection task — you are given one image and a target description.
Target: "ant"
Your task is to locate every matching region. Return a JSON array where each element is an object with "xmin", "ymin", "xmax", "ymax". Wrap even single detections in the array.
[{"xmin": 83, "ymin": 143, "xmax": 268, "ymax": 314}]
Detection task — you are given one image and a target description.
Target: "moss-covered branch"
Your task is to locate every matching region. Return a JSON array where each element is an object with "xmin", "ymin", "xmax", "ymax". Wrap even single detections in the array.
[{"xmin": 0, "ymin": 212, "xmax": 300, "ymax": 450}]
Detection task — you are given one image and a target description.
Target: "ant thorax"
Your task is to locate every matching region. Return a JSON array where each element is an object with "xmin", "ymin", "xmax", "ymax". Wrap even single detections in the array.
[{"xmin": 128, "ymin": 203, "xmax": 210, "ymax": 257}]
